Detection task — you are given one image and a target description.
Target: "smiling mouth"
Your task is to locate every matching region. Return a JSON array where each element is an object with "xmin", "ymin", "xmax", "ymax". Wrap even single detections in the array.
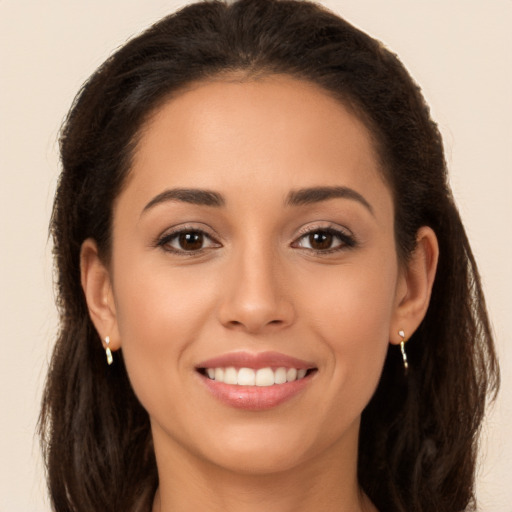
[
  {"xmin": 196, "ymin": 352, "xmax": 318, "ymax": 409},
  {"xmin": 198, "ymin": 367, "xmax": 317, "ymax": 386}
]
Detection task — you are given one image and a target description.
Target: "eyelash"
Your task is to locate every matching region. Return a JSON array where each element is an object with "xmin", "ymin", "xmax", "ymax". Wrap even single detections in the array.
[
  {"xmin": 155, "ymin": 225, "xmax": 356, "ymax": 256},
  {"xmin": 155, "ymin": 226, "xmax": 220, "ymax": 256},
  {"xmin": 292, "ymin": 226, "xmax": 356, "ymax": 253}
]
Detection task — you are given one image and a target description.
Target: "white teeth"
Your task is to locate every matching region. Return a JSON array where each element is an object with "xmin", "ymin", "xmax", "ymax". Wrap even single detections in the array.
[
  {"xmin": 214, "ymin": 368, "xmax": 224, "ymax": 382},
  {"xmin": 274, "ymin": 367, "xmax": 287, "ymax": 384},
  {"xmin": 286, "ymin": 368, "xmax": 297, "ymax": 382},
  {"xmin": 255, "ymin": 367, "xmax": 274, "ymax": 386},
  {"xmin": 204, "ymin": 366, "xmax": 311, "ymax": 386},
  {"xmin": 237, "ymin": 368, "xmax": 256, "ymax": 386},
  {"xmin": 224, "ymin": 366, "xmax": 238, "ymax": 384}
]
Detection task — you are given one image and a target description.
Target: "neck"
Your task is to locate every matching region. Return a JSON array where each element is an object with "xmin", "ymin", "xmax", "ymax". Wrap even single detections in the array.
[{"xmin": 151, "ymin": 422, "xmax": 377, "ymax": 512}]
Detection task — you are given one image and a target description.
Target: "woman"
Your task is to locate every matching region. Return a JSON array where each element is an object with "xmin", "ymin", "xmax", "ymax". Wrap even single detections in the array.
[{"xmin": 39, "ymin": 0, "xmax": 499, "ymax": 511}]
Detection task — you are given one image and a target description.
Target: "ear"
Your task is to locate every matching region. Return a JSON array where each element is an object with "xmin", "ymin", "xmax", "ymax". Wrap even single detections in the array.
[
  {"xmin": 80, "ymin": 238, "xmax": 120, "ymax": 352},
  {"xmin": 390, "ymin": 226, "xmax": 439, "ymax": 345}
]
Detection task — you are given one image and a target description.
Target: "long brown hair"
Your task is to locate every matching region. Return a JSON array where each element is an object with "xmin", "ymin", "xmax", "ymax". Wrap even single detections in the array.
[{"xmin": 40, "ymin": 1, "xmax": 499, "ymax": 510}]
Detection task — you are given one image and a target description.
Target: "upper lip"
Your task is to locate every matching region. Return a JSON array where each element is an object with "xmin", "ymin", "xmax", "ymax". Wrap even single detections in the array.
[{"xmin": 196, "ymin": 351, "xmax": 316, "ymax": 370}]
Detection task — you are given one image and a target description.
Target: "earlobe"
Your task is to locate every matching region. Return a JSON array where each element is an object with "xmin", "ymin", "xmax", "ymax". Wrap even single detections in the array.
[
  {"xmin": 390, "ymin": 226, "xmax": 439, "ymax": 344},
  {"xmin": 80, "ymin": 238, "xmax": 120, "ymax": 351}
]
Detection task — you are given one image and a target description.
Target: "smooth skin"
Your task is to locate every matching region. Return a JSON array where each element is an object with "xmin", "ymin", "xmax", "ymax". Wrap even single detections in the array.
[{"xmin": 81, "ymin": 75, "xmax": 438, "ymax": 512}]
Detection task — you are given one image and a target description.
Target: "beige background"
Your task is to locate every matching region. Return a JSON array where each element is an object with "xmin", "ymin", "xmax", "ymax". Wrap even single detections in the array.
[{"xmin": 1, "ymin": 1, "xmax": 510, "ymax": 510}]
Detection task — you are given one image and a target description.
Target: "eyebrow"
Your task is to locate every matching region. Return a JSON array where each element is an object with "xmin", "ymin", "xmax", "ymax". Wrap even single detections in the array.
[
  {"xmin": 286, "ymin": 186, "xmax": 374, "ymax": 215},
  {"xmin": 141, "ymin": 185, "xmax": 373, "ymax": 216},
  {"xmin": 142, "ymin": 188, "xmax": 225, "ymax": 215}
]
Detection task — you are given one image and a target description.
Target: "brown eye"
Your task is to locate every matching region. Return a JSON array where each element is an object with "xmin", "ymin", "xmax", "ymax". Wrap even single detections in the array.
[
  {"xmin": 293, "ymin": 227, "xmax": 355, "ymax": 253},
  {"xmin": 158, "ymin": 229, "xmax": 220, "ymax": 254},
  {"xmin": 308, "ymin": 231, "xmax": 333, "ymax": 250},
  {"xmin": 178, "ymin": 231, "xmax": 204, "ymax": 251}
]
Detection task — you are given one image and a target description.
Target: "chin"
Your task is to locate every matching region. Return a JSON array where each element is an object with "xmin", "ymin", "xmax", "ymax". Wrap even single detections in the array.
[
  {"xmin": 190, "ymin": 418, "xmax": 353, "ymax": 477},
  {"xmin": 204, "ymin": 445, "xmax": 310, "ymax": 476}
]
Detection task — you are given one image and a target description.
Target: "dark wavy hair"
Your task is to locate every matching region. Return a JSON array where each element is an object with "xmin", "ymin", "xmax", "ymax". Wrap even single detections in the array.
[{"xmin": 39, "ymin": 1, "xmax": 499, "ymax": 511}]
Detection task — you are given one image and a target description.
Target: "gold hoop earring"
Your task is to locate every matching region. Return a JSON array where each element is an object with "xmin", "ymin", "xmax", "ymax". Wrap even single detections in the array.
[
  {"xmin": 105, "ymin": 336, "xmax": 113, "ymax": 365},
  {"xmin": 398, "ymin": 329, "xmax": 408, "ymax": 373}
]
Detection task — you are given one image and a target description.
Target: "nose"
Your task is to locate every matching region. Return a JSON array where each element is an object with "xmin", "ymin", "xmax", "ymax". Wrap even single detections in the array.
[{"xmin": 217, "ymin": 245, "xmax": 295, "ymax": 334}]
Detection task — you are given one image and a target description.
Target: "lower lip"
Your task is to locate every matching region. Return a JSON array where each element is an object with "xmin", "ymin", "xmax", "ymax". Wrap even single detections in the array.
[{"xmin": 199, "ymin": 372, "xmax": 314, "ymax": 410}]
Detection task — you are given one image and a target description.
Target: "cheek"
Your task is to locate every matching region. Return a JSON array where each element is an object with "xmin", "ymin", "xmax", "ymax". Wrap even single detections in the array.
[
  {"xmin": 113, "ymin": 253, "xmax": 219, "ymax": 338},
  {"xmin": 302, "ymin": 254, "xmax": 398, "ymax": 335},
  {"xmin": 301, "ymin": 255, "xmax": 398, "ymax": 399},
  {"xmin": 111, "ymin": 257, "xmax": 220, "ymax": 412}
]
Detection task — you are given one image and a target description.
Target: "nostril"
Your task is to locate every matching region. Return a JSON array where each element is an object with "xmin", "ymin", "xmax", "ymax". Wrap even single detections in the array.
[{"xmin": 218, "ymin": 297, "xmax": 295, "ymax": 334}]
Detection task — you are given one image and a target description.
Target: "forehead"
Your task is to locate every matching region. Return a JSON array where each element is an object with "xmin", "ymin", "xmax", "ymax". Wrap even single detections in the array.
[{"xmin": 126, "ymin": 75, "xmax": 391, "ymax": 213}]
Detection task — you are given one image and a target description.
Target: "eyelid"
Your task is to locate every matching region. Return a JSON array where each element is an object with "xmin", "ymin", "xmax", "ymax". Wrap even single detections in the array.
[
  {"xmin": 294, "ymin": 222, "xmax": 353, "ymax": 238},
  {"xmin": 154, "ymin": 224, "xmax": 222, "ymax": 254},
  {"xmin": 291, "ymin": 223, "xmax": 356, "ymax": 252},
  {"xmin": 153, "ymin": 222, "xmax": 356, "ymax": 256}
]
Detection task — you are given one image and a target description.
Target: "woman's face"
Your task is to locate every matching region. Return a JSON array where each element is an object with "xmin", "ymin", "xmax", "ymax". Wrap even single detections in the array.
[{"xmin": 108, "ymin": 76, "xmax": 405, "ymax": 474}]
